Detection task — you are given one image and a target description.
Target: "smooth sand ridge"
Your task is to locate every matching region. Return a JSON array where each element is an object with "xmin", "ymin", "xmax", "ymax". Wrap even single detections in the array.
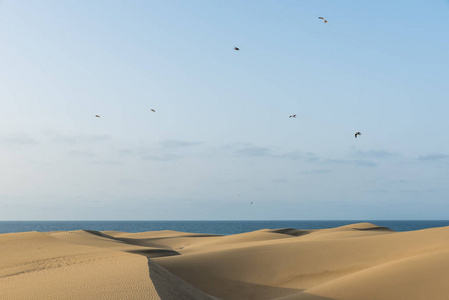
[
  {"xmin": 3, "ymin": 224, "xmax": 449, "ymax": 300},
  {"xmin": 151, "ymin": 223, "xmax": 449, "ymax": 300},
  {"xmin": 0, "ymin": 230, "xmax": 217, "ymax": 300}
]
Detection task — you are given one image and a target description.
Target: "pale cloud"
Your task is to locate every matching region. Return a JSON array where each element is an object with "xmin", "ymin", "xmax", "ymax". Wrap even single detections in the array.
[
  {"xmin": 228, "ymin": 143, "xmax": 318, "ymax": 162},
  {"xmin": 300, "ymin": 169, "xmax": 331, "ymax": 174},
  {"xmin": 89, "ymin": 160, "xmax": 124, "ymax": 165},
  {"xmin": 324, "ymin": 159, "xmax": 378, "ymax": 167},
  {"xmin": 68, "ymin": 150, "xmax": 97, "ymax": 158},
  {"xmin": 159, "ymin": 140, "xmax": 203, "ymax": 149},
  {"xmin": 138, "ymin": 139, "xmax": 204, "ymax": 161},
  {"xmin": 118, "ymin": 149, "xmax": 134, "ymax": 155},
  {"xmin": 226, "ymin": 143, "xmax": 376, "ymax": 167},
  {"xmin": 141, "ymin": 154, "xmax": 181, "ymax": 161},
  {"xmin": 233, "ymin": 144, "xmax": 271, "ymax": 157},
  {"xmin": 354, "ymin": 149, "xmax": 398, "ymax": 158},
  {"xmin": 1, "ymin": 133, "xmax": 39, "ymax": 145},
  {"xmin": 418, "ymin": 154, "xmax": 449, "ymax": 161},
  {"xmin": 271, "ymin": 178, "xmax": 288, "ymax": 183},
  {"xmin": 276, "ymin": 151, "xmax": 318, "ymax": 162},
  {"xmin": 52, "ymin": 134, "xmax": 112, "ymax": 144}
]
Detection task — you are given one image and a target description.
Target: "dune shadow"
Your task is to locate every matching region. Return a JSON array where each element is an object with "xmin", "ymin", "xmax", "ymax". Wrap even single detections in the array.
[
  {"xmin": 269, "ymin": 228, "xmax": 311, "ymax": 237},
  {"xmin": 82, "ymin": 230, "xmax": 127, "ymax": 242},
  {"xmin": 84, "ymin": 230, "xmax": 222, "ymax": 248},
  {"xmin": 148, "ymin": 264, "xmax": 305, "ymax": 300},
  {"xmin": 274, "ymin": 291, "xmax": 337, "ymax": 300},
  {"xmin": 201, "ymin": 277, "xmax": 303, "ymax": 300},
  {"xmin": 354, "ymin": 226, "xmax": 393, "ymax": 231},
  {"xmin": 114, "ymin": 235, "xmax": 221, "ymax": 250},
  {"xmin": 83, "ymin": 230, "xmax": 181, "ymax": 258},
  {"xmin": 147, "ymin": 258, "xmax": 220, "ymax": 300},
  {"xmin": 125, "ymin": 248, "xmax": 180, "ymax": 258}
]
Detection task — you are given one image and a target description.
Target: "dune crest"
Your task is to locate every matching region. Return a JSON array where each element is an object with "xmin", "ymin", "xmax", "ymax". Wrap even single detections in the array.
[{"xmin": 3, "ymin": 223, "xmax": 449, "ymax": 299}]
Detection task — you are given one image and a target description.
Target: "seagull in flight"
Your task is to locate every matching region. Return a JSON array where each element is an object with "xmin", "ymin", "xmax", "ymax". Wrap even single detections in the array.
[
  {"xmin": 289, "ymin": 115, "xmax": 297, "ymax": 118},
  {"xmin": 318, "ymin": 17, "xmax": 328, "ymax": 24},
  {"xmin": 150, "ymin": 109, "xmax": 155, "ymax": 112},
  {"xmin": 234, "ymin": 47, "xmax": 240, "ymax": 51},
  {"xmin": 355, "ymin": 132, "xmax": 361, "ymax": 138},
  {"xmin": 95, "ymin": 115, "xmax": 100, "ymax": 118}
]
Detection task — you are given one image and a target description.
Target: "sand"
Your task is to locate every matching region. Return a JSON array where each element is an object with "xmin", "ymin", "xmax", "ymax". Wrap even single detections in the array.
[{"xmin": 2, "ymin": 223, "xmax": 449, "ymax": 299}]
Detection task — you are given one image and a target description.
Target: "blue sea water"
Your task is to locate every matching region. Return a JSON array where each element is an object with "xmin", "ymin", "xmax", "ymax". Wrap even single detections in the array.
[{"xmin": 1, "ymin": 220, "xmax": 449, "ymax": 235}]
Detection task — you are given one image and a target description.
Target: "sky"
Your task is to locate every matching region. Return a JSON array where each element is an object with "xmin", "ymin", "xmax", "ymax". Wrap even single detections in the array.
[{"xmin": 1, "ymin": 0, "xmax": 449, "ymax": 220}]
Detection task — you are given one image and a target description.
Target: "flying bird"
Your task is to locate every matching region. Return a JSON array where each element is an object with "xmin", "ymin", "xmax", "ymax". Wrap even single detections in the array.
[
  {"xmin": 150, "ymin": 109, "xmax": 155, "ymax": 112},
  {"xmin": 289, "ymin": 115, "xmax": 297, "ymax": 118},
  {"xmin": 318, "ymin": 17, "xmax": 328, "ymax": 23},
  {"xmin": 95, "ymin": 115, "xmax": 100, "ymax": 118},
  {"xmin": 355, "ymin": 132, "xmax": 361, "ymax": 138},
  {"xmin": 251, "ymin": 202, "xmax": 253, "ymax": 205},
  {"xmin": 234, "ymin": 47, "xmax": 240, "ymax": 51}
]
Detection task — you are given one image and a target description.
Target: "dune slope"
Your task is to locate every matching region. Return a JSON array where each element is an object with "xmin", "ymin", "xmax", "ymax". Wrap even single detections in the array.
[
  {"xmin": 3, "ymin": 223, "xmax": 449, "ymax": 300},
  {"xmin": 0, "ymin": 230, "xmax": 216, "ymax": 300}
]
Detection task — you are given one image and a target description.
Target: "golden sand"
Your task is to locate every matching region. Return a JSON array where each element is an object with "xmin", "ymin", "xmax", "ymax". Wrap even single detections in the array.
[{"xmin": 2, "ymin": 223, "xmax": 449, "ymax": 299}]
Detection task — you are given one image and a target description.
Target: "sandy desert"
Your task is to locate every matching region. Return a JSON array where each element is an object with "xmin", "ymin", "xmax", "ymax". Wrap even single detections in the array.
[{"xmin": 2, "ymin": 223, "xmax": 449, "ymax": 300}]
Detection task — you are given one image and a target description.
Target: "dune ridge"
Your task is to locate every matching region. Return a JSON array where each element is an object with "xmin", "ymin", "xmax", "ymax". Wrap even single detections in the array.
[{"xmin": 2, "ymin": 223, "xmax": 449, "ymax": 299}]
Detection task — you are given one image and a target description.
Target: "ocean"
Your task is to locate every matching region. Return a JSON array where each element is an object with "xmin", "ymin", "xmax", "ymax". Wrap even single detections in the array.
[{"xmin": 1, "ymin": 220, "xmax": 449, "ymax": 235}]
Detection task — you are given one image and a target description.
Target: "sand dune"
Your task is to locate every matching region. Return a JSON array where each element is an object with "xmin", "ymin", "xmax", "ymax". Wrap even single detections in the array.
[
  {"xmin": 0, "ymin": 230, "xmax": 215, "ymax": 300},
  {"xmin": 2, "ymin": 223, "xmax": 449, "ymax": 299}
]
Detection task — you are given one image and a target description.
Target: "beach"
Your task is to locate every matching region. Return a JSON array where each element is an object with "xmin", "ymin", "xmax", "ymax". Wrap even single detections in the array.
[{"xmin": 2, "ymin": 223, "xmax": 449, "ymax": 300}]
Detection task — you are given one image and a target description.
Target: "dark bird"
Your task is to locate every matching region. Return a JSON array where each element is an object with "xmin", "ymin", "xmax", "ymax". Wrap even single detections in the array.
[
  {"xmin": 251, "ymin": 202, "xmax": 253, "ymax": 205},
  {"xmin": 355, "ymin": 132, "xmax": 361, "ymax": 138},
  {"xmin": 234, "ymin": 47, "xmax": 240, "ymax": 51},
  {"xmin": 95, "ymin": 115, "xmax": 100, "ymax": 118},
  {"xmin": 318, "ymin": 17, "xmax": 328, "ymax": 23},
  {"xmin": 289, "ymin": 115, "xmax": 297, "ymax": 118},
  {"xmin": 150, "ymin": 109, "xmax": 155, "ymax": 112}
]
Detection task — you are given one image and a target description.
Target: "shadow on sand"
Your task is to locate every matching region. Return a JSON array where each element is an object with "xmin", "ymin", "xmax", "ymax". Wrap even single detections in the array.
[
  {"xmin": 84, "ymin": 230, "xmax": 335, "ymax": 300},
  {"xmin": 147, "ymin": 258, "xmax": 219, "ymax": 300},
  {"xmin": 147, "ymin": 259, "xmax": 335, "ymax": 300}
]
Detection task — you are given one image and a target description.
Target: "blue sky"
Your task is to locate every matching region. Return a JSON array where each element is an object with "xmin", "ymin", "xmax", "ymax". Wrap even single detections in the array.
[{"xmin": 1, "ymin": 0, "xmax": 449, "ymax": 220}]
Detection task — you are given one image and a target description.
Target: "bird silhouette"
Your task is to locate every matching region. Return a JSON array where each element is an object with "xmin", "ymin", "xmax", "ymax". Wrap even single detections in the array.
[
  {"xmin": 355, "ymin": 132, "xmax": 361, "ymax": 138},
  {"xmin": 95, "ymin": 115, "xmax": 100, "ymax": 118},
  {"xmin": 289, "ymin": 115, "xmax": 297, "ymax": 118},
  {"xmin": 251, "ymin": 202, "xmax": 253, "ymax": 205},
  {"xmin": 234, "ymin": 47, "xmax": 240, "ymax": 51},
  {"xmin": 150, "ymin": 109, "xmax": 155, "ymax": 112},
  {"xmin": 318, "ymin": 17, "xmax": 328, "ymax": 23}
]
